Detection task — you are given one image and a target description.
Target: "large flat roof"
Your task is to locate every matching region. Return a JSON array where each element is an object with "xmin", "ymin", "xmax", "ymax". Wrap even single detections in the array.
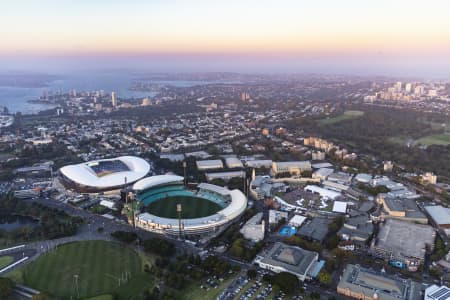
[
  {"xmin": 373, "ymin": 219, "xmax": 435, "ymax": 260},
  {"xmin": 425, "ymin": 205, "xmax": 450, "ymax": 226},
  {"xmin": 259, "ymin": 242, "xmax": 318, "ymax": 276},
  {"xmin": 60, "ymin": 156, "xmax": 150, "ymax": 189},
  {"xmin": 338, "ymin": 264, "xmax": 422, "ymax": 300}
]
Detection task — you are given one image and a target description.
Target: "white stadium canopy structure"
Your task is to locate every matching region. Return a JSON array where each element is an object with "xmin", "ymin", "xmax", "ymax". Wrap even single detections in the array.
[
  {"xmin": 133, "ymin": 174, "xmax": 184, "ymax": 191},
  {"xmin": 59, "ymin": 156, "xmax": 150, "ymax": 193}
]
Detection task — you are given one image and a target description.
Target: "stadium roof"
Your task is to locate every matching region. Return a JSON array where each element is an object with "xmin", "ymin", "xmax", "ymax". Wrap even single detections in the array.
[
  {"xmin": 135, "ymin": 185, "xmax": 247, "ymax": 231},
  {"xmin": 60, "ymin": 156, "xmax": 150, "ymax": 189},
  {"xmin": 133, "ymin": 174, "xmax": 184, "ymax": 191}
]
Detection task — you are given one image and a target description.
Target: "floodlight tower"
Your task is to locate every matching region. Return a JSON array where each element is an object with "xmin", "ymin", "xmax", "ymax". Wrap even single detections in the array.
[
  {"xmin": 177, "ymin": 203, "xmax": 183, "ymax": 239},
  {"xmin": 124, "ymin": 176, "xmax": 128, "ymax": 204},
  {"xmin": 183, "ymin": 161, "xmax": 187, "ymax": 186}
]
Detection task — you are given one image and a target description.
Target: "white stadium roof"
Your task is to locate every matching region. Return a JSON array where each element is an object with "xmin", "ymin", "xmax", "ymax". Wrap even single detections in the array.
[
  {"xmin": 133, "ymin": 174, "xmax": 184, "ymax": 191},
  {"xmin": 135, "ymin": 183, "xmax": 247, "ymax": 233},
  {"xmin": 60, "ymin": 156, "xmax": 150, "ymax": 189}
]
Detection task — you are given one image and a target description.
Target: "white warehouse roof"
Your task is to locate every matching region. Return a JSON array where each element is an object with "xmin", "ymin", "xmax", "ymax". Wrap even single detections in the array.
[
  {"xmin": 196, "ymin": 159, "xmax": 224, "ymax": 170},
  {"xmin": 225, "ymin": 157, "xmax": 243, "ymax": 168},
  {"xmin": 332, "ymin": 201, "xmax": 348, "ymax": 213},
  {"xmin": 304, "ymin": 185, "xmax": 341, "ymax": 200}
]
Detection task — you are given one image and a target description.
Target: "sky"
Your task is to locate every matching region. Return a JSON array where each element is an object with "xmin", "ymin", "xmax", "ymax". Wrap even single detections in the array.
[{"xmin": 1, "ymin": 0, "xmax": 450, "ymax": 77}]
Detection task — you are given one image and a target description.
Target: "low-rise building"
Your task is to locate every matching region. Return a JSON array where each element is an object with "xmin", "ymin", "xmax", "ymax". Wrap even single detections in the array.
[
  {"xmin": 312, "ymin": 168, "xmax": 334, "ymax": 181},
  {"xmin": 337, "ymin": 264, "xmax": 422, "ymax": 300},
  {"xmin": 422, "ymin": 172, "xmax": 438, "ymax": 185},
  {"xmin": 425, "ymin": 285, "xmax": 450, "ymax": 300},
  {"xmin": 296, "ymin": 217, "xmax": 331, "ymax": 243},
  {"xmin": 338, "ymin": 215, "xmax": 373, "ymax": 242},
  {"xmin": 425, "ymin": 205, "xmax": 450, "ymax": 235},
  {"xmin": 376, "ymin": 194, "xmax": 427, "ymax": 224},
  {"xmin": 255, "ymin": 242, "xmax": 321, "ymax": 281},
  {"xmin": 196, "ymin": 159, "xmax": 224, "ymax": 171},
  {"xmin": 225, "ymin": 157, "xmax": 244, "ymax": 169},
  {"xmin": 240, "ymin": 212, "xmax": 265, "ymax": 242},
  {"xmin": 269, "ymin": 210, "xmax": 288, "ymax": 224},
  {"xmin": 205, "ymin": 171, "xmax": 245, "ymax": 182},
  {"xmin": 370, "ymin": 219, "xmax": 435, "ymax": 271},
  {"xmin": 272, "ymin": 161, "xmax": 311, "ymax": 176}
]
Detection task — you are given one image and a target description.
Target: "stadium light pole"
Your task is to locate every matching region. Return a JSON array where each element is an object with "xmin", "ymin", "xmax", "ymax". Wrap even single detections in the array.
[
  {"xmin": 177, "ymin": 203, "xmax": 182, "ymax": 240},
  {"xmin": 124, "ymin": 176, "xmax": 128, "ymax": 204},
  {"xmin": 74, "ymin": 274, "xmax": 79, "ymax": 299},
  {"xmin": 183, "ymin": 161, "xmax": 187, "ymax": 186}
]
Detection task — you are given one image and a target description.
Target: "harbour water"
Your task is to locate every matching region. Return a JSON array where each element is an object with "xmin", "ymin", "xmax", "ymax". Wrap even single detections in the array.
[{"xmin": 0, "ymin": 71, "xmax": 215, "ymax": 114}]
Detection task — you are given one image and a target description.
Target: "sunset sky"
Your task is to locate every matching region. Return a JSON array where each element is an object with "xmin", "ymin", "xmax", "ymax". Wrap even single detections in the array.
[{"xmin": 1, "ymin": 0, "xmax": 450, "ymax": 76}]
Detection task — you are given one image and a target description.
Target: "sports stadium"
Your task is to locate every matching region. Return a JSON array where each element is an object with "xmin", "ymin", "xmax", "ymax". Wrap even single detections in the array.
[
  {"xmin": 133, "ymin": 175, "xmax": 247, "ymax": 235},
  {"xmin": 59, "ymin": 156, "xmax": 150, "ymax": 193}
]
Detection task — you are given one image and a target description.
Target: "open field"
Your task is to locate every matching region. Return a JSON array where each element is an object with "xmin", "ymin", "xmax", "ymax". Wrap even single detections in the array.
[
  {"xmin": 145, "ymin": 195, "xmax": 222, "ymax": 219},
  {"xmin": 0, "ymin": 255, "xmax": 14, "ymax": 269},
  {"xmin": 20, "ymin": 240, "xmax": 153, "ymax": 300},
  {"xmin": 415, "ymin": 133, "xmax": 450, "ymax": 146},
  {"xmin": 318, "ymin": 110, "xmax": 364, "ymax": 125}
]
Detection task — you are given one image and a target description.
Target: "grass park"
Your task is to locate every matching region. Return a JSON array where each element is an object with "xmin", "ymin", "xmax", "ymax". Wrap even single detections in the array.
[
  {"xmin": 0, "ymin": 255, "xmax": 14, "ymax": 269},
  {"xmin": 8, "ymin": 239, "xmax": 237, "ymax": 300},
  {"xmin": 318, "ymin": 110, "xmax": 364, "ymax": 125},
  {"xmin": 12, "ymin": 240, "xmax": 154, "ymax": 300}
]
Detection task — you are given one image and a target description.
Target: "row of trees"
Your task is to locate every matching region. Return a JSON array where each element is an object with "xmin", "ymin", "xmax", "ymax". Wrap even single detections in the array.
[{"xmin": 0, "ymin": 194, "xmax": 83, "ymax": 245}]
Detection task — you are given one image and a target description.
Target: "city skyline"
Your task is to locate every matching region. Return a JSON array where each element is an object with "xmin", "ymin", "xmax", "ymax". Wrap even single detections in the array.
[{"xmin": 1, "ymin": 0, "xmax": 450, "ymax": 77}]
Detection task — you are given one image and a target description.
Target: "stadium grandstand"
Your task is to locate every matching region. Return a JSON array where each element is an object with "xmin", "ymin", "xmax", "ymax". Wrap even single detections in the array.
[
  {"xmin": 59, "ymin": 156, "xmax": 150, "ymax": 193},
  {"xmin": 133, "ymin": 175, "xmax": 247, "ymax": 235}
]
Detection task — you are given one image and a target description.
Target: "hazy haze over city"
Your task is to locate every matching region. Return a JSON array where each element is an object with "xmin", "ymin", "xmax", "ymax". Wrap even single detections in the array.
[{"xmin": 1, "ymin": 0, "xmax": 450, "ymax": 78}]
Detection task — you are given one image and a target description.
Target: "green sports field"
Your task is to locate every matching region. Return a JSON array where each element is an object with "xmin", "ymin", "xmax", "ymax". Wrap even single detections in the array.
[
  {"xmin": 145, "ymin": 195, "xmax": 223, "ymax": 219},
  {"xmin": 319, "ymin": 110, "xmax": 365, "ymax": 125},
  {"xmin": 415, "ymin": 133, "xmax": 450, "ymax": 146},
  {"xmin": 22, "ymin": 240, "xmax": 149, "ymax": 299}
]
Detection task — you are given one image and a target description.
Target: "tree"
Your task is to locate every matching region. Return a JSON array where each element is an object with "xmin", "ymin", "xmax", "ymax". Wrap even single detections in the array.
[
  {"xmin": 111, "ymin": 230, "xmax": 138, "ymax": 243},
  {"xmin": 263, "ymin": 272, "xmax": 299, "ymax": 294},
  {"xmin": 32, "ymin": 294, "xmax": 54, "ymax": 300},
  {"xmin": 318, "ymin": 270, "xmax": 332, "ymax": 286},
  {"xmin": 247, "ymin": 268, "xmax": 257, "ymax": 279},
  {"xmin": 0, "ymin": 277, "xmax": 15, "ymax": 299}
]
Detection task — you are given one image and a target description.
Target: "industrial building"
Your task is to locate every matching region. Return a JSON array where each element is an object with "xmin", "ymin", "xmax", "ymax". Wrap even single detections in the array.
[
  {"xmin": 205, "ymin": 171, "xmax": 245, "ymax": 182},
  {"xmin": 337, "ymin": 264, "xmax": 422, "ymax": 300},
  {"xmin": 225, "ymin": 157, "xmax": 244, "ymax": 169},
  {"xmin": 245, "ymin": 160, "xmax": 273, "ymax": 169},
  {"xmin": 370, "ymin": 219, "xmax": 435, "ymax": 271},
  {"xmin": 376, "ymin": 194, "xmax": 428, "ymax": 224},
  {"xmin": 196, "ymin": 159, "xmax": 224, "ymax": 171},
  {"xmin": 425, "ymin": 205, "xmax": 450, "ymax": 234},
  {"xmin": 271, "ymin": 161, "xmax": 311, "ymax": 176},
  {"xmin": 254, "ymin": 242, "xmax": 322, "ymax": 281},
  {"xmin": 312, "ymin": 168, "xmax": 334, "ymax": 181}
]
